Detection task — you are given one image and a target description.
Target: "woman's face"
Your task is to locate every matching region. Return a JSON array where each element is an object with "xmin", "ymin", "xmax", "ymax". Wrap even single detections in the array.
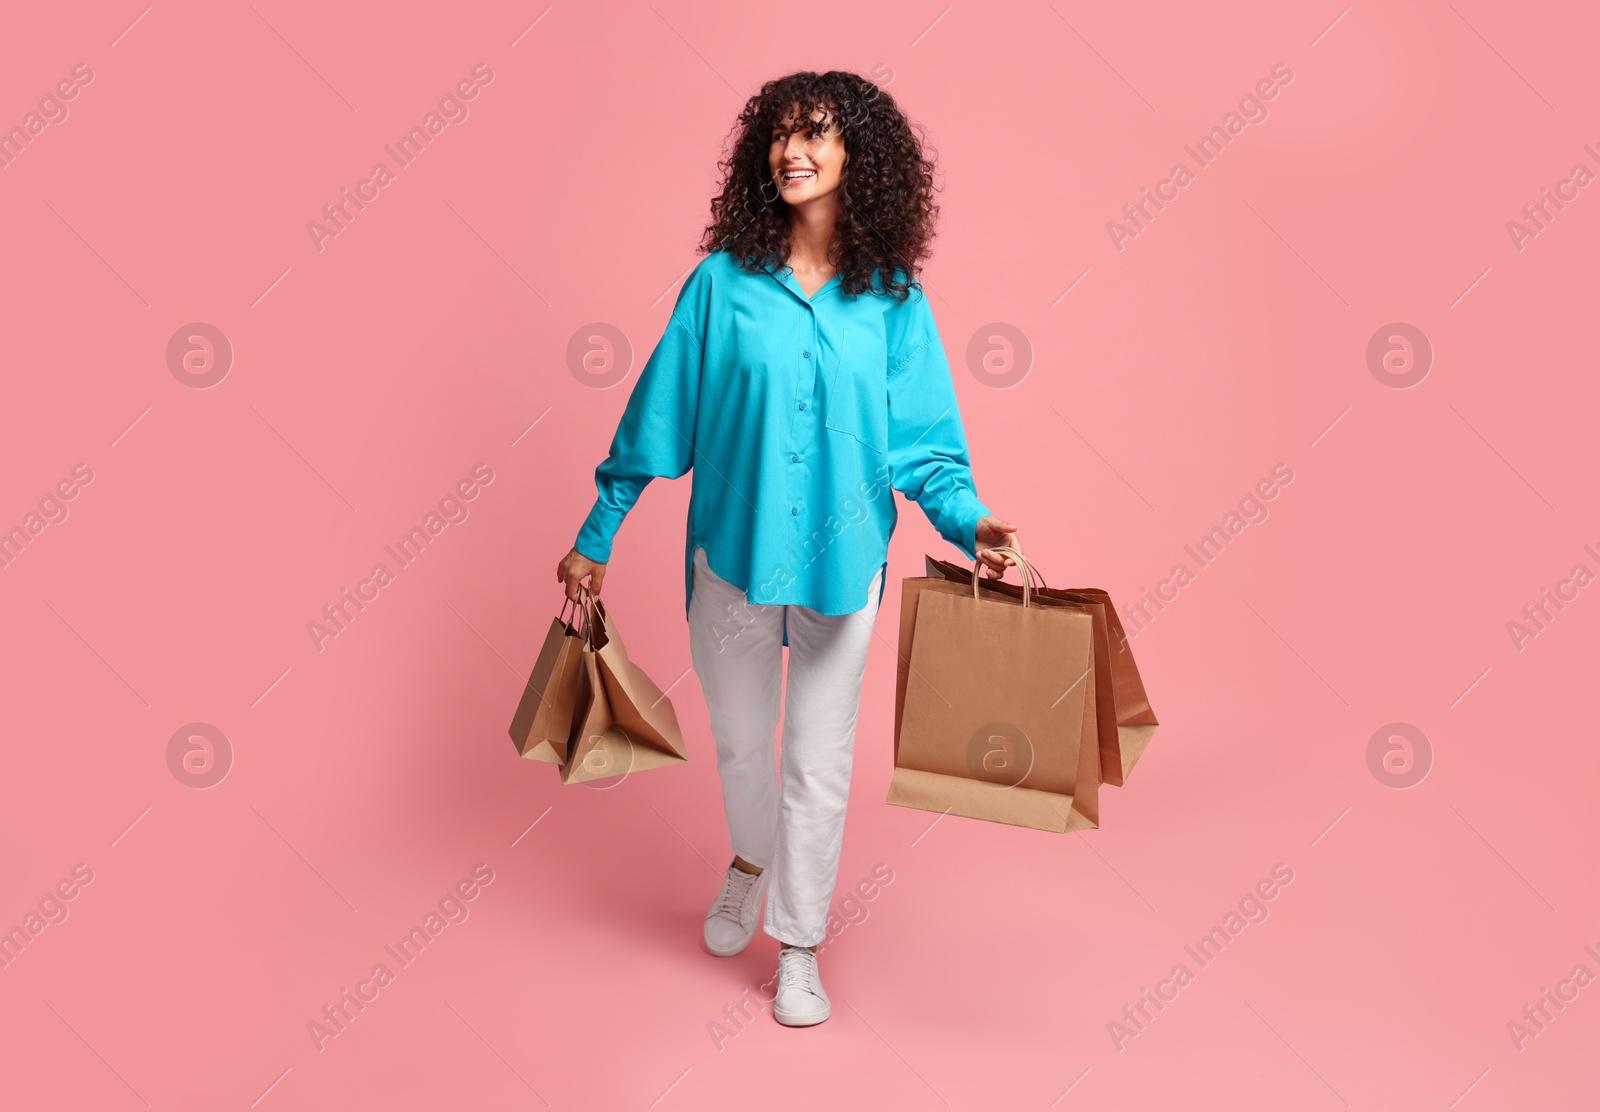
[{"xmin": 768, "ymin": 102, "xmax": 845, "ymax": 205}]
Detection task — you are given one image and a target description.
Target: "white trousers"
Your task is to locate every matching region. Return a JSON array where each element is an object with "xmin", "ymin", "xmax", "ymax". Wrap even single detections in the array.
[{"xmin": 686, "ymin": 545, "xmax": 885, "ymax": 947}]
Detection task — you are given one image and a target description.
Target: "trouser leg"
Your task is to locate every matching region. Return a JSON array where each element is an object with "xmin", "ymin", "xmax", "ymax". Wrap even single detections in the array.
[
  {"xmin": 687, "ymin": 548, "xmax": 784, "ymax": 869},
  {"xmin": 763, "ymin": 564, "xmax": 885, "ymax": 946}
]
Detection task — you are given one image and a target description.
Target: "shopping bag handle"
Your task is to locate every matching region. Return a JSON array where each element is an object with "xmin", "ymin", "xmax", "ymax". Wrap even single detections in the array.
[
  {"xmin": 558, "ymin": 591, "xmax": 589, "ymax": 629},
  {"xmin": 972, "ymin": 534, "xmax": 1048, "ymax": 584},
  {"xmin": 998, "ymin": 536, "xmax": 1047, "ymax": 589},
  {"xmin": 566, "ymin": 586, "xmax": 599, "ymax": 647},
  {"xmin": 972, "ymin": 544, "xmax": 1043, "ymax": 606}
]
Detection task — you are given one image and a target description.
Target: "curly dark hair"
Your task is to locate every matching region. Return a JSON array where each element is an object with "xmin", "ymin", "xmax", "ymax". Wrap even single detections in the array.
[{"xmin": 697, "ymin": 70, "xmax": 939, "ymax": 302}]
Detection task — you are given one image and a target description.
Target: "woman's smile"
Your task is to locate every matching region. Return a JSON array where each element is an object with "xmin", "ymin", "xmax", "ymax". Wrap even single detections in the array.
[{"xmin": 769, "ymin": 103, "xmax": 843, "ymax": 202}]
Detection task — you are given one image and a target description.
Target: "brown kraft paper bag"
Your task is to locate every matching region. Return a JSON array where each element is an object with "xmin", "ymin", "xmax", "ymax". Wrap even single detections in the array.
[
  {"xmin": 888, "ymin": 547, "xmax": 1101, "ymax": 832},
  {"xmin": 923, "ymin": 555, "xmax": 1159, "ymax": 787},
  {"xmin": 508, "ymin": 594, "xmax": 589, "ymax": 765},
  {"xmin": 560, "ymin": 594, "xmax": 688, "ymax": 785}
]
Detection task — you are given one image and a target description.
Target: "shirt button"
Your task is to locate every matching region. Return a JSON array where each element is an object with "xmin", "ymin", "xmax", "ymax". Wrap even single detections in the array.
[
  {"xmin": 791, "ymin": 454, "xmax": 800, "ymax": 462},
  {"xmin": 803, "ymin": 349, "xmax": 811, "ymax": 358},
  {"xmin": 798, "ymin": 401, "xmax": 807, "ymax": 410},
  {"xmin": 791, "ymin": 507, "xmax": 799, "ymax": 515}
]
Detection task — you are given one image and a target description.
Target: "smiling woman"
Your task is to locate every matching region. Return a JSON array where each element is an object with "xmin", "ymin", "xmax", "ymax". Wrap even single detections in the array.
[
  {"xmin": 769, "ymin": 108, "xmax": 840, "ymax": 220},
  {"xmin": 558, "ymin": 69, "xmax": 1019, "ymax": 1030}
]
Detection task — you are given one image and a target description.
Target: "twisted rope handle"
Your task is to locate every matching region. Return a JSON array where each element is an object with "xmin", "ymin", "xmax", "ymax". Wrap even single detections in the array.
[
  {"xmin": 971, "ymin": 544, "xmax": 1043, "ymax": 607},
  {"xmin": 568, "ymin": 585, "xmax": 599, "ymax": 648}
]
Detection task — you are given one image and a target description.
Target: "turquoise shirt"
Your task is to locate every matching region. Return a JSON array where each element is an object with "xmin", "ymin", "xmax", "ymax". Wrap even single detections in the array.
[{"xmin": 575, "ymin": 248, "xmax": 990, "ymax": 622}]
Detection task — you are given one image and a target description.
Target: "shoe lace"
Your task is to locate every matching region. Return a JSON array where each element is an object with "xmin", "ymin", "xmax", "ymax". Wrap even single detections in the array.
[
  {"xmin": 779, "ymin": 946, "xmax": 820, "ymax": 994},
  {"xmin": 712, "ymin": 867, "xmax": 759, "ymax": 918}
]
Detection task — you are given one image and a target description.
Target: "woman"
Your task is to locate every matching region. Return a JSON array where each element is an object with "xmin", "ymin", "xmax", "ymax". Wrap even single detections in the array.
[{"xmin": 557, "ymin": 70, "xmax": 1018, "ymax": 1027}]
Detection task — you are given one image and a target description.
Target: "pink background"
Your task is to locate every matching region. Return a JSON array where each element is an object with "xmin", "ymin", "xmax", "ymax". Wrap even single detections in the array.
[{"xmin": 1, "ymin": 2, "xmax": 1595, "ymax": 1108}]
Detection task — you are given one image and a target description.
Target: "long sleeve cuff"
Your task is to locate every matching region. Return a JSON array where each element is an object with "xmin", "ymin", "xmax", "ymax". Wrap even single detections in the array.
[
  {"xmin": 574, "ymin": 502, "xmax": 620, "ymax": 563},
  {"xmin": 937, "ymin": 486, "xmax": 990, "ymax": 561}
]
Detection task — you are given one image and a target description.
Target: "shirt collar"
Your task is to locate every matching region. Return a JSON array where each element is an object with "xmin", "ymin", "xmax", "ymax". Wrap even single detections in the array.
[{"xmin": 763, "ymin": 261, "xmax": 841, "ymax": 305}]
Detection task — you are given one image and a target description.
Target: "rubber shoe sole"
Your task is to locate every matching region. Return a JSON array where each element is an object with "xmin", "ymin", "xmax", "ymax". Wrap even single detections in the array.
[{"xmin": 773, "ymin": 996, "xmax": 831, "ymax": 1026}]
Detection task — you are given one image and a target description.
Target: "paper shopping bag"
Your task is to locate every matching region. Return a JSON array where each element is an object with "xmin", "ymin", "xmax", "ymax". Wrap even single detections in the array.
[
  {"xmin": 923, "ymin": 555, "xmax": 1159, "ymax": 787},
  {"xmin": 592, "ymin": 597, "xmax": 687, "ymax": 762},
  {"xmin": 560, "ymin": 649, "xmax": 633, "ymax": 784},
  {"xmin": 559, "ymin": 595, "xmax": 688, "ymax": 784},
  {"xmin": 889, "ymin": 547, "xmax": 1100, "ymax": 832},
  {"xmin": 1048, "ymin": 586, "xmax": 1157, "ymax": 785},
  {"xmin": 508, "ymin": 594, "xmax": 589, "ymax": 764}
]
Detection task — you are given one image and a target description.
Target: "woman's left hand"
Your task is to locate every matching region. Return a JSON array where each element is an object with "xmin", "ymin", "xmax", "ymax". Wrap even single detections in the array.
[{"xmin": 974, "ymin": 515, "xmax": 1020, "ymax": 578}]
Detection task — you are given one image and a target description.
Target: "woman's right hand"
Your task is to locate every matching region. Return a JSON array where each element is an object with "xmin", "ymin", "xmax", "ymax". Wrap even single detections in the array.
[{"xmin": 557, "ymin": 546, "xmax": 607, "ymax": 602}]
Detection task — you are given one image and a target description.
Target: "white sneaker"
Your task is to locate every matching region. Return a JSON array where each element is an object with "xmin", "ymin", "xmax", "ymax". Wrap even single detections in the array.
[
  {"xmin": 772, "ymin": 945, "xmax": 830, "ymax": 1026},
  {"xmin": 703, "ymin": 862, "xmax": 769, "ymax": 957}
]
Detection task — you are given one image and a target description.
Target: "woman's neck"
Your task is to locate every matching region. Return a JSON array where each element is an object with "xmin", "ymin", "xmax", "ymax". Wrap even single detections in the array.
[{"xmin": 787, "ymin": 201, "xmax": 839, "ymax": 272}]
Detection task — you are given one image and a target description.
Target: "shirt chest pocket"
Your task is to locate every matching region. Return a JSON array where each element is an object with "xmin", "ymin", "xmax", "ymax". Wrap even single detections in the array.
[{"xmin": 823, "ymin": 322, "xmax": 890, "ymax": 453}]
